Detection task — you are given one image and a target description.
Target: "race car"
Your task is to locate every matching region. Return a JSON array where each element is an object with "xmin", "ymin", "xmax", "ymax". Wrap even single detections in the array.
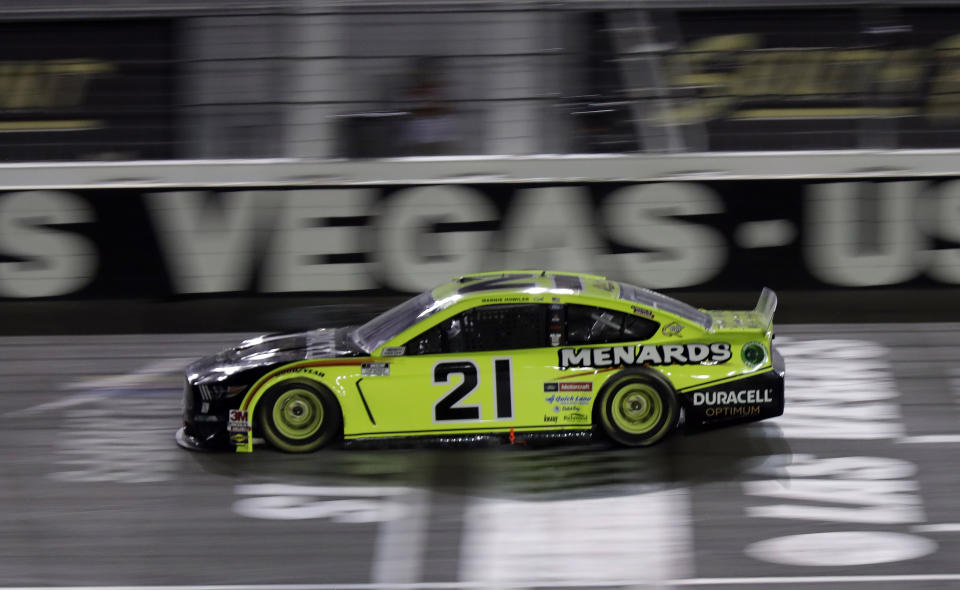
[{"xmin": 176, "ymin": 270, "xmax": 784, "ymax": 453}]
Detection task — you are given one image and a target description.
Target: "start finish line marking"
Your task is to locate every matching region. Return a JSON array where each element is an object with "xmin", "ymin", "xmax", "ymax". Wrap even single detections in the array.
[{"xmin": 9, "ymin": 576, "xmax": 960, "ymax": 589}]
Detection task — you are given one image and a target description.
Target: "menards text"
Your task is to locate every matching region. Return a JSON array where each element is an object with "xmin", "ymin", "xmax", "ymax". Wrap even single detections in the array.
[{"xmin": 558, "ymin": 343, "xmax": 731, "ymax": 368}]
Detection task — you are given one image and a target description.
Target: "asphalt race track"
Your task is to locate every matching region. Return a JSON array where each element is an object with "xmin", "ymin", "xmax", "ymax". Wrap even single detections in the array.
[{"xmin": 2, "ymin": 324, "xmax": 960, "ymax": 589}]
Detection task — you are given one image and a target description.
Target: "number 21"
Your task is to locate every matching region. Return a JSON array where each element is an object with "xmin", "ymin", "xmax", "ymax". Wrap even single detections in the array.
[{"xmin": 433, "ymin": 359, "xmax": 513, "ymax": 422}]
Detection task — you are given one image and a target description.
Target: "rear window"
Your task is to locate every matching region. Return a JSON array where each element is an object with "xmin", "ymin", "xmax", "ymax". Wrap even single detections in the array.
[
  {"xmin": 618, "ymin": 282, "xmax": 712, "ymax": 329},
  {"xmin": 566, "ymin": 305, "xmax": 659, "ymax": 345}
]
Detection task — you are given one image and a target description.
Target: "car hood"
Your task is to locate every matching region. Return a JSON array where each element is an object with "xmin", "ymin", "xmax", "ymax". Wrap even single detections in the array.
[{"xmin": 186, "ymin": 327, "xmax": 361, "ymax": 385}]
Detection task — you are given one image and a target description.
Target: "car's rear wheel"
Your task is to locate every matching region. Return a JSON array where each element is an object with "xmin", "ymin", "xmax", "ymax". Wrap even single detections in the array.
[
  {"xmin": 260, "ymin": 380, "xmax": 341, "ymax": 453},
  {"xmin": 598, "ymin": 369, "xmax": 679, "ymax": 447}
]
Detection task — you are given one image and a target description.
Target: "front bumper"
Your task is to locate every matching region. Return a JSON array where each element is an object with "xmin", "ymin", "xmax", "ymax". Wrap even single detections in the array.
[
  {"xmin": 681, "ymin": 346, "xmax": 785, "ymax": 428},
  {"xmin": 175, "ymin": 426, "xmax": 221, "ymax": 451},
  {"xmin": 177, "ymin": 379, "xmax": 242, "ymax": 451}
]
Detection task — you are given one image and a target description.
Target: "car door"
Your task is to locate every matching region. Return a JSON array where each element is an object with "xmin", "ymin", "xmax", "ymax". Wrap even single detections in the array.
[{"xmin": 358, "ymin": 303, "xmax": 560, "ymax": 437}]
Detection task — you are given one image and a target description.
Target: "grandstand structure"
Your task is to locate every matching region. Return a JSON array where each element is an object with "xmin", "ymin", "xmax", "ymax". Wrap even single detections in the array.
[{"xmin": 1, "ymin": 0, "xmax": 958, "ymax": 161}]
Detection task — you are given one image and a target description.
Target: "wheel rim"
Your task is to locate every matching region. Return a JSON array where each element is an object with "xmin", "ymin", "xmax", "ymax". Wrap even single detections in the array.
[
  {"xmin": 610, "ymin": 384, "xmax": 662, "ymax": 435},
  {"xmin": 272, "ymin": 389, "xmax": 324, "ymax": 440}
]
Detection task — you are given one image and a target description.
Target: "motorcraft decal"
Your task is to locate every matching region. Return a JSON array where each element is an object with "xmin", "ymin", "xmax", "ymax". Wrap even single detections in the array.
[
  {"xmin": 558, "ymin": 343, "xmax": 731, "ymax": 368},
  {"xmin": 543, "ymin": 381, "xmax": 593, "ymax": 393}
]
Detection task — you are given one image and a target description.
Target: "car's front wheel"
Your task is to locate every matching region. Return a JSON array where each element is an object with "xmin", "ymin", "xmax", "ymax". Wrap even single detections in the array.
[
  {"xmin": 259, "ymin": 380, "xmax": 342, "ymax": 453},
  {"xmin": 598, "ymin": 369, "xmax": 679, "ymax": 447}
]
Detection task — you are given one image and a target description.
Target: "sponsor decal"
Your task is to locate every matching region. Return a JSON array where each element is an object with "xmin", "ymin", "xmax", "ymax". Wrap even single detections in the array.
[
  {"xmin": 706, "ymin": 405, "xmax": 761, "ymax": 418},
  {"xmin": 230, "ymin": 432, "xmax": 248, "ymax": 445},
  {"xmin": 692, "ymin": 388, "xmax": 774, "ymax": 406},
  {"xmin": 565, "ymin": 411, "xmax": 589, "ymax": 423},
  {"xmin": 631, "ymin": 305, "xmax": 654, "ymax": 319},
  {"xmin": 544, "ymin": 394, "xmax": 593, "ymax": 406},
  {"xmin": 662, "ymin": 322, "xmax": 684, "ymax": 337},
  {"xmin": 381, "ymin": 347, "xmax": 405, "ymax": 357},
  {"xmin": 543, "ymin": 382, "xmax": 592, "ymax": 393},
  {"xmin": 558, "ymin": 343, "xmax": 731, "ymax": 368},
  {"xmin": 549, "ymin": 333, "xmax": 562, "ymax": 347},
  {"xmin": 361, "ymin": 362, "xmax": 390, "ymax": 377},
  {"xmin": 200, "ymin": 401, "xmax": 210, "ymax": 414},
  {"xmin": 228, "ymin": 409, "xmax": 251, "ymax": 433},
  {"xmin": 278, "ymin": 367, "xmax": 326, "ymax": 378},
  {"xmin": 543, "ymin": 415, "xmax": 558, "ymax": 423}
]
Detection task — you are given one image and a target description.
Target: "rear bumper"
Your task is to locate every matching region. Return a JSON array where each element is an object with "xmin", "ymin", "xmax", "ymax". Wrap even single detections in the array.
[{"xmin": 681, "ymin": 346, "xmax": 785, "ymax": 428}]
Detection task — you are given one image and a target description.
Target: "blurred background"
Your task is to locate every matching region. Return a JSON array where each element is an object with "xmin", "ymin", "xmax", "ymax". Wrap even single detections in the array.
[
  {"xmin": 0, "ymin": 0, "xmax": 958, "ymax": 333},
  {"xmin": 2, "ymin": 0, "xmax": 960, "ymax": 161}
]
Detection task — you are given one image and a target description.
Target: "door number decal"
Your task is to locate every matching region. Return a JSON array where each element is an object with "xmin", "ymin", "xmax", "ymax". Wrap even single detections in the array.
[{"xmin": 433, "ymin": 358, "xmax": 513, "ymax": 422}]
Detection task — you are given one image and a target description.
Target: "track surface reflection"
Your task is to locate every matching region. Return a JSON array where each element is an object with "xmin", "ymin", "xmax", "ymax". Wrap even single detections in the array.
[{"xmin": 1, "ymin": 324, "xmax": 958, "ymax": 588}]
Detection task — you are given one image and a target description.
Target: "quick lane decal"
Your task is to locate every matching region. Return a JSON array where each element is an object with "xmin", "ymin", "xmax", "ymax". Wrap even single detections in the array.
[{"xmin": 558, "ymin": 343, "xmax": 731, "ymax": 368}]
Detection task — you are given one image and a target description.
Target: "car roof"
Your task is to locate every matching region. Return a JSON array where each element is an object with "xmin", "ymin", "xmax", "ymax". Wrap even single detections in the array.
[
  {"xmin": 427, "ymin": 270, "xmax": 713, "ymax": 330},
  {"xmin": 431, "ymin": 270, "xmax": 621, "ymax": 304}
]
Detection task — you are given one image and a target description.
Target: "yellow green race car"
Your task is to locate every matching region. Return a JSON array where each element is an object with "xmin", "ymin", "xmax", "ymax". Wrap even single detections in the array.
[{"xmin": 176, "ymin": 271, "xmax": 784, "ymax": 453}]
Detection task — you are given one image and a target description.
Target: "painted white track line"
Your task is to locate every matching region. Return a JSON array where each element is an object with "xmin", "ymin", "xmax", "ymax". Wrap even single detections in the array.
[
  {"xmin": 898, "ymin": 435, "xmax": 960, "ymax": 444},
  {"xmin": 459, "ymin": 488, "xmax": 691, "ymax": 587},
  {"xmin": 914, "ymin": 523, "xmax": 960, "ymax": 533},
  {"xmin": 8, "ymin": 575, "xmax": 960, "ymax": 589}
]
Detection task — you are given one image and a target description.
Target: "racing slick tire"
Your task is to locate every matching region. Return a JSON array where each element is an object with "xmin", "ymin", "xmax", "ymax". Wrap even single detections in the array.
[
  {"xmin": 597, "ymin": 369, "xmax": 680, "ymax": 447},
  {"xmin": 259, "ymin": 379, "xmax": 342, "ymax": 453}
]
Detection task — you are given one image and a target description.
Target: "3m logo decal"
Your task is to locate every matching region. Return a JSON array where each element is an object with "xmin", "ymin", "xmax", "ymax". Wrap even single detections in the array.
[{"xmin": 228, "ymin": 409, "xmax": 251, "ymax": 433}]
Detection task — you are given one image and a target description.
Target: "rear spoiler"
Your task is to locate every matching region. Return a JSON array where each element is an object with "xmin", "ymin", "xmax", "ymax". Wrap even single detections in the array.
[{"xmin": 755, "ymin": 287, "xmax": 778, "ymax": 329}]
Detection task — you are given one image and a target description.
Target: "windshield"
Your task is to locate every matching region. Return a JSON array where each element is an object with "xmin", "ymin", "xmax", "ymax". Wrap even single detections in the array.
[
  {"xmin": 618, "ymin": 282, "xmax": 713, "ymax": 329},
  {"xmin": 353, "ymin": 290, "xmax": 440, "ymax": 353}
]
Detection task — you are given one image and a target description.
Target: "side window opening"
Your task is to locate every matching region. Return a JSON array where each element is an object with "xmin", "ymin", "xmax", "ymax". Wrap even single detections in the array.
[
  {"xmin": 622, "ymin": 315, "xmax": 659, "ymax": 340},
  {"xmin": 405, "ymin": 324, "xmax": 442, "ymax": 355},
  {"xmin": 566, "ymin": 304, "xmax": 659, "ymax": 345},
  {"xmin": 471, "ymin": 304, "xmax": 544, "ymax": 351},
  {"xmin": 404, "ymin": 304, "xmax": 548, "ymax": 354}
]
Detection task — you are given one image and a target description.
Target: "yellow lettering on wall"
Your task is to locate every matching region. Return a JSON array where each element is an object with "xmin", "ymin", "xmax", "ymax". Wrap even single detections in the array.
[{"xmin": 0, "ymin": 59, "xmax": 113, "ymax": 110}]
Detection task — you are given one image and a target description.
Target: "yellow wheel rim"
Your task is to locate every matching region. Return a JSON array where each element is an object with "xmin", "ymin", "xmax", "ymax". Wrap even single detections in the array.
[
  {"xmin": 272, "ymin": 389, "xmax": 324, "ymax": 440},
  {"xmin": 610, "ymin": 384, "xmax": 662, "ymax": 435}
]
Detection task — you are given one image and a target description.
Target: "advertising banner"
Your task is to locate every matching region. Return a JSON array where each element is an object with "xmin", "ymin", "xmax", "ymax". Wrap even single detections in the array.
[
  {"xmin": 642, "ymin": 7, "xmax": 960, "ymax": 150},
  {"xmin": 0, "ymin": 20, "xmax": 175, "ymax": 161},
  {"xmin": 1, "ymin": 177, "xmax": 958, "ymax": 299}
]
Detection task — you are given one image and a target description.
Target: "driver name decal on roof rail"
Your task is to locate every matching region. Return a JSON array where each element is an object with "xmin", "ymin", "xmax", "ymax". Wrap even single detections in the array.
[{"xmin": 558, "ymin": 343, "xmax": 732, "ymax": 368}]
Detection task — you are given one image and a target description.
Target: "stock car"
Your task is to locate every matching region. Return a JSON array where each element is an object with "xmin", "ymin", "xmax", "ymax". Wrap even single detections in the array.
[{"xmin": 176, "ymin": 271, "xmax": 785, "ymax": 453}]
